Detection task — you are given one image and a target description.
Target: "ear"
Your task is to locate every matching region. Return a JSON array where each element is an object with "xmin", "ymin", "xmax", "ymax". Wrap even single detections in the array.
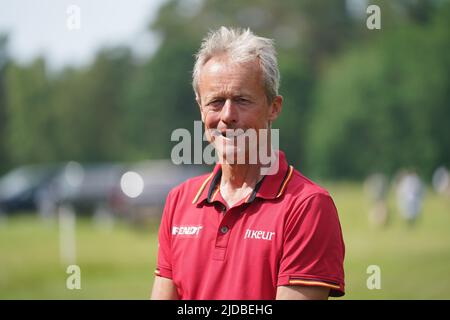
[
  {"xmin": 196, "ymin": 95, "xmax": 205, "ymax": 123},
  {"xmin": 268, "ymin": 95, "xmax": 283, "ymax": 122}
]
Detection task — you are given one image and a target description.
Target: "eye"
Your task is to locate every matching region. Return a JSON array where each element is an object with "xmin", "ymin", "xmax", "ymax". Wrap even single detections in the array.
[
  {"xmin": 207, "ymin": 99, "xmax": 224, "ymax": 110},
  {"xmin": 235, "ymin": 97, "xmax": 250, "ymax": 105}
]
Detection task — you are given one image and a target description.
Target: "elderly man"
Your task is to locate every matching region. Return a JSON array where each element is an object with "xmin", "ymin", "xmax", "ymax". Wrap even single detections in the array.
[{"xmin": 151, "ymin": 27, "xmax": 345, "ymax": 300}]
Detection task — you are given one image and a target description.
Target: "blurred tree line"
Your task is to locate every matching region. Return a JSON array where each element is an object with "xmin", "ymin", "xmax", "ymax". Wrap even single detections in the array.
[{"xmin": 0, "ymin": 0, "xmax": 448, "ymax": 180}]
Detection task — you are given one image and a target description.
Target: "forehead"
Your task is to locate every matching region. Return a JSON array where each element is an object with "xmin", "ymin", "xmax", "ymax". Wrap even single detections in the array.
[{"xmin": 198, "ymin": 56, "xmax": 264, "ymax": 98}]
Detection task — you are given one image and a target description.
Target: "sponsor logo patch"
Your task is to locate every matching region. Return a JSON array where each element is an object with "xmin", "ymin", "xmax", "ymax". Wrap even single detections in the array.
[
  {"xmin": 244, "ymin": 228, "xmax": 275, "ymax": 241},
  {"xmin": 172, "ymin": 225, "xmax": 203, "ymax": 237}
]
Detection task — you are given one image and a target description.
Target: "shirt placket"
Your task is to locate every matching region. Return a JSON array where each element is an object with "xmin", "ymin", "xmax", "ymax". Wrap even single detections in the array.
[{"xmin": 212, "ymin": 199, "xmax": 248, "ymax": 261}]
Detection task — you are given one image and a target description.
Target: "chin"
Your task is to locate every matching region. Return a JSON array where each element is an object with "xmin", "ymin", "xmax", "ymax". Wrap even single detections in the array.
[
  {"xmin": 213, "ymin": 136, "xmax": 251, "ymax": 165},
  {"xmin": 222, "ymin": 147, "xmax": 251, "ymax": 165}
]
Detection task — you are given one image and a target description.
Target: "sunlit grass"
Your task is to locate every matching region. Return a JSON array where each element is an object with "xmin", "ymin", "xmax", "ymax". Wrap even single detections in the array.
[
  {"xmin": 0, "ymin": 215, "xmax": 158, "ymax": 299},
  {"xmin": 327, "ymin": 182, "xmax": 450, "ymax": 299},
  {"xmin": 0, "ymin": 183, "xmax": 449, "ymax": 299}
]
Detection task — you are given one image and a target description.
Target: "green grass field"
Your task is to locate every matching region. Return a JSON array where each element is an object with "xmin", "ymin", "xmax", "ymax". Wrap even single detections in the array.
[{"xmin": 1, "ymin": 183, "xmax": 449, "ymax": 299}]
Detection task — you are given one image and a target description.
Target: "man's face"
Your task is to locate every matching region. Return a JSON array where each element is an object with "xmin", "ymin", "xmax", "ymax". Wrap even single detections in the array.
[{"xmin": 196, "ymin": 56, "xmax": 282, "ymax": 164}]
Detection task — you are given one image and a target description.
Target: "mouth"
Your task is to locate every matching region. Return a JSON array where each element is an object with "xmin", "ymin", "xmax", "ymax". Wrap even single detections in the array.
[{"xmin": 215, "ymin": 129, "xmax": 245, "ymax": 139}]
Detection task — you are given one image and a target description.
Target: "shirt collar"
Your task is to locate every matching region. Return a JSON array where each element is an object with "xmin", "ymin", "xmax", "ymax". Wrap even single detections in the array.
[{"xmin": 192, "ymin": 150, "xmax": 294, "ymax": 206}]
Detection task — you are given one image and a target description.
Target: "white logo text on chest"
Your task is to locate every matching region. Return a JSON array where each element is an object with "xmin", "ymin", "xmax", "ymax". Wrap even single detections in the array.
[
  {"xmin": 244, "ymin": 229, "xmax": 275, "ymax": 241},
  {"xmin": 172, "ymin": 225, "xmax": 203, "ymax": 237}
]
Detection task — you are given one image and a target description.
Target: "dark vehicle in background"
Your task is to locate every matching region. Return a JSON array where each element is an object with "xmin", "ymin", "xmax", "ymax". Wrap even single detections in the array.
[
  {"xmin": 0, "ymin": 160, "xmax": 208, "ymax": 222},
  {"xmin": 112, "ymin": 160, "xmax": 208, "ymax": 223},
  {"xmin": 53, "ymin": 162, "xmax": 126, "ymax": 215},
  {"xmin": 0, "ymin": 162, "xmax": 125, "ymax": 217},
  {"xmin": 0, "ymin": 164, "xmax": 62, "ymax": 214}
]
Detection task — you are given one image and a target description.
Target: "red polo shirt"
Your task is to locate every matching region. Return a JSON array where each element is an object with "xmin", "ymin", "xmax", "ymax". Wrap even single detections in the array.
[{"xmin": 155, "ymin": 151, "xmax": 345, "ymax": 299}]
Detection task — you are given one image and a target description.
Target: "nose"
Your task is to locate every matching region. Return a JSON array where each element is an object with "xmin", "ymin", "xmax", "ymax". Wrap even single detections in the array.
[{"xmin": 220, "ymin": 99, "xmax": 238, "ymax": 125}]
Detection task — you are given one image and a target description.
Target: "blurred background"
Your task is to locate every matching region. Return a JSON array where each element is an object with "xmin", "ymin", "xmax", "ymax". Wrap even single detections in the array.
[{"xmin": 0, "ymin": 0, "xmax": 449, "ymax": 299}]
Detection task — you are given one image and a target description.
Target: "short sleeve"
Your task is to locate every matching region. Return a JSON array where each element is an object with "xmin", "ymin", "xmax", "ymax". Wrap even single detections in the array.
[
  {"xmin": 277, "ymin": 193, "xmax": 345, "ymax": 297},
  {"xmin": 154, "ymin": 189, "xmax": 176, "ymax": 279}
]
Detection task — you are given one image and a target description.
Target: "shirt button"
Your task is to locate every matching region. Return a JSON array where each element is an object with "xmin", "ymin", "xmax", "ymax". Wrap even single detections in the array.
[{"xmin": 220, "ymin": 226, "xmax": 229, "ymax": 234}]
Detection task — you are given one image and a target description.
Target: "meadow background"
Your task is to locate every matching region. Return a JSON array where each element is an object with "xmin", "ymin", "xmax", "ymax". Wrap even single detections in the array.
[
  {"xmin": 1, "ymin": 183, "xmax": 449, "ymax": 299},
  {"xmin": 1, "ymin": 0, "xmax": 449, "ymax": 299}
]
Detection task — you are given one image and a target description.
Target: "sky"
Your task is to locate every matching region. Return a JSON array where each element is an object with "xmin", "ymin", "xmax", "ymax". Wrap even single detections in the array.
[{"xmin": 0, "ymin": 0, "xmax": 165, "ymax": 69}]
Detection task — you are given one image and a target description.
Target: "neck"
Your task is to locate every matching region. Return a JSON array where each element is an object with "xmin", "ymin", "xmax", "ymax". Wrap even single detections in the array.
[
  {"xmin": 221, "ymin": 163, "xmax": 262, "ymax": 191},
  {"xmin": 219, "ymin": 163, "xmax": 262, "ymax": 208}
]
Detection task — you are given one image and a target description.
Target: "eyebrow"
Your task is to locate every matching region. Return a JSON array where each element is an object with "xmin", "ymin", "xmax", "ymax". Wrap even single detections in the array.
[{"xmin": 204, "ymin": 92, "xmax": 253, "ymax": 102}]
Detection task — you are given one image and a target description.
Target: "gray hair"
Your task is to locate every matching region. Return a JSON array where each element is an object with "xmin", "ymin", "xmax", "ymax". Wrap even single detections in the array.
[{"xmin": 193, "ymin": 26, "xmax": 280, "ymax": 102}]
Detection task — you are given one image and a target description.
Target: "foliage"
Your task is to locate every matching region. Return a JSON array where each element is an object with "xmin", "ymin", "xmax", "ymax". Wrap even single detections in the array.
[
  {"xmin": 1, "ymin": 0, "xmax": 448, "ymax": 180},
  {"xmin": 306, "ymin": 3, "xmax": 450, "ymax": 179}
]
